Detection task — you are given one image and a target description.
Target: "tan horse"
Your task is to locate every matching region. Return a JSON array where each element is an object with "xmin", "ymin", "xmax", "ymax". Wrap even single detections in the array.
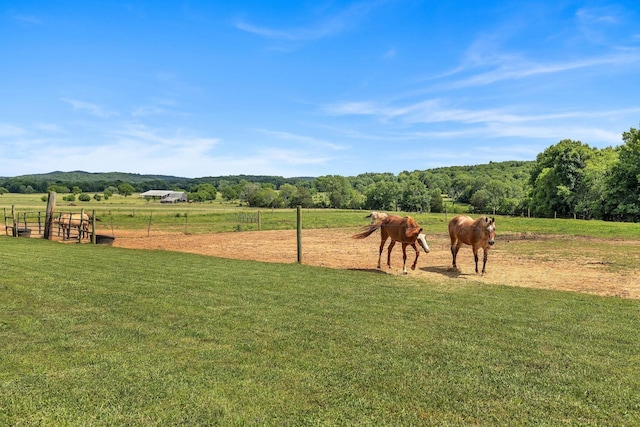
[
  {"xmin": 353, "ymin": 215, "xmax": 430, "ymax": 274},
  {"xmin": 365, "ymin": 211, "xmax": 389, "ymax": 224},
  {"xmin": 53, "ymin": 212, "xmax": 94, "ymax": 240},
  {"xmin": 448, "ymin": 215, "xmax": 496, "ymax": 275}
]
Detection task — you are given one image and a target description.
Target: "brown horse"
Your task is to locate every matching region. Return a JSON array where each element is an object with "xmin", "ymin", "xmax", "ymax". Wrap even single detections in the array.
[
  {"xmin": 352, "ymin": 215, "xmax": 430, "ymax": 274},
  {"xmin": 448, "ymin": 215, "xmax": 496, "ymax": 275}
]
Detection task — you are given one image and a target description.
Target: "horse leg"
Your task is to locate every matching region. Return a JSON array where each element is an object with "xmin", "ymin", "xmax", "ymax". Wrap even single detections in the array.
[
  {"xmin": 387, "ymin": 240, "xmax": 396, "ymax": 269},
  {"xmin": 410, "ymin": 242, "xmax": 419, "ymax": 270},
  {"xmin": 481, "ymin": 247, "xmax": 489, "ymax": 275},
  {"xmin": 451, "ymin": 241, "xmax": 461, "ymax": 269},
  {"xmin": 377, "ymin": 237, "xmax": 388, "ymax": 269},
  {"xmin": 401, "ymin": 243, "xmax": 408, "ymax": 275},
  {"xmin": 473, "ymin": 247, "xmax": 479, "ymax": 274}
]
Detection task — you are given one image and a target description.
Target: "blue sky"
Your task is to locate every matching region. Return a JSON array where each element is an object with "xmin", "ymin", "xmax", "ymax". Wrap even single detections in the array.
[{"xmin": 1, "ymin": 1, "xmax": 639, "ymax": 178}]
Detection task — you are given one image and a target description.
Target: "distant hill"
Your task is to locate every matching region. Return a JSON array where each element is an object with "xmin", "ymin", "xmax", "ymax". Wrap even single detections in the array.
[
  {"xmin": 0, "ymin": 170, "xmax": 317, "ymax": 193},
  {"xmin": 12, "ymin": 170, "xmax": 190, "ymax": 184}
]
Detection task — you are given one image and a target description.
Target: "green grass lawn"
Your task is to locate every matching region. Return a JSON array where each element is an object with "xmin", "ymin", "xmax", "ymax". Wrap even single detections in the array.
[{"xmin": 1, "ymin": 237, "xmax": 639, "ymax": 425}]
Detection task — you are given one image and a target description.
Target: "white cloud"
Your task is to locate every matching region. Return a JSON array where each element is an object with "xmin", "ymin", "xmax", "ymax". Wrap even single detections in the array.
[
  {"xmin": 12, "ymin": 14, "xmax": 42, "ymax": 25},
  {"xmin": 258, "ymin": 129, "xmax": 347, "ymax": 151},
  {"xmin": 61, "ymin": 98, "xmax": 118, "ymax": 119},
  {"xmin": 0, "ymin": 124, "xmax": 27, "ymax": 137},
  {"xmin": 110, "ymin": 124, "xmax": 219, "ymax": 156},
  {"xmin": 235, "ymin": 0, "xmax": 388, "ymax": 42},
  {"xmin": 383, "ymin": 48, "xmax": 396, "ymax": 59},
  {"xmin": 450, "ymin": 53, "xmax": 640, "ymax": 89},
  {"xmin": 131, "ymin": 100, "xmax": 175, "ymax": 117}
]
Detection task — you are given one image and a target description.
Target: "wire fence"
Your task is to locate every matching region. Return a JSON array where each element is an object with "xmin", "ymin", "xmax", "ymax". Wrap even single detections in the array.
[{"xmin": 2, "ymin": 204, "xmax": 619, "ymax": 244}]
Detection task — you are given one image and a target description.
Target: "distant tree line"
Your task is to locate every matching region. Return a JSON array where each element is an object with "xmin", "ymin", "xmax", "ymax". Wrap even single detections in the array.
[
  {"xmin": 1, "ymin": 126, "xmax": 639, "ymax": 221},
  {"xmin": 528, "ymin": 127, "xmax": 640, "ymax": 221}
]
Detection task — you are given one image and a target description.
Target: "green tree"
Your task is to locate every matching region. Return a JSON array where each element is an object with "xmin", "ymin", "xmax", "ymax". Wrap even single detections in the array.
[
  {"xmin": 429, "ymin": 189, "xmax": 444, "ymax": 213},
  {"xmin": 220, "ymin": 182, "xmax": 242, "ymax": 201},
  {"xmin": 364, "ymin": 180, "xmax": 400, "ymax": 211},
  {"xmin": 316, "ymin": 175, "xmax": 354, "ymax": 209},
  {"xmin": 605, "ymin": 127, "xmax": 640, "ymax": 221},
  {"xmin": 188, "ymin": 183, "xmax": 217, "ymax": 202},
  {"xmin": 248, "ymin": 186, "xmax": 280, "ymax": 208},
  {"xmin": 0, "ymin": 187, "xmax": 9, "ymax": 195},
  {"xmin": 483, "ymin": 180, "xmax": 508, "ymax": 214},
  {"xmin": 240, "ymin": 182, "xmax": 260, "ymax": 205},
  {"xmin": 528, "ymin": 140, "xmax": 595, "ymax": 217},
  {"xmin": 399, "ymin": 178, "xmax": 430, "ymax": 212},
  {"xmin": 347, "ymin": 188, "xmax": 365, "ymax": 209},
  {"xmin": 279, "ymin": 184, "xmax": 297, "ymax": 208},
  {"xmin": 118, "ymin": 183, "xmax": 135, "ymax": 197},
  {"xmin": 47, "ymin": 184, "xmax": 71, "ymax": 193},
  {"xmin": 291, "ymin": 185, "xmax": 314, "ymax": 208},
  {"xmin": 470, "ymin": 189, "xmax": 491, "ymax": 213},
  {"xmin": 449, "ymin": 174, "xmax": 472, "ymax": 205},
  {"xmin": 575, "ymin": 147, "xmax": 617, "ymax": 219}
]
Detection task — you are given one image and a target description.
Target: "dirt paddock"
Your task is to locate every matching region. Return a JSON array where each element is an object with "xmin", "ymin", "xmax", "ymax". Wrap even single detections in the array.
[{"xmin": 110, "ymin": 228, "xmax": 640, "ymax": 300}]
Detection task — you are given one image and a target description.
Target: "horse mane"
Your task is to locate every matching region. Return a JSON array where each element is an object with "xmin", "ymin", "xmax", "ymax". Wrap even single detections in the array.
[
  {"xmin": 404, "ymin": 216, "xmax": 419, "ymax": 228},
  {"xmin": 473, "ymin": 216, "xmax": 494, "ymax": 226}
]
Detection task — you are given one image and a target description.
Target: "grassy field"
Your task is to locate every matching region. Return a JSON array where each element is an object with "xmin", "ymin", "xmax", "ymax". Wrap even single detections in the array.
[
  {"xmin": 3, "ymin": 193, "xmax": 640, "ymax": 238},
  {"xmin": 1, "ymin": 234, "xmax": 639, "ymax": 425}
]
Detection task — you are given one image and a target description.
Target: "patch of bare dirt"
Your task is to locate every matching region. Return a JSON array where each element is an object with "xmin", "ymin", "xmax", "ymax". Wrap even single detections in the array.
[{"xmin": 109, "ymin": 228, "xmax": 640, "ymax": 300}]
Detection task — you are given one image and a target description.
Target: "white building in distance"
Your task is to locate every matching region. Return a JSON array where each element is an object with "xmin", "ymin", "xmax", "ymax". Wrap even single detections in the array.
[{"xmin": 139, "ymin": 190, "xmax": 188, "ymax": 203}]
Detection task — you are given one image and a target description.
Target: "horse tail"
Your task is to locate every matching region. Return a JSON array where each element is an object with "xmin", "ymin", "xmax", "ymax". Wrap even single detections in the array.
[{"xmin": 352, "ymin": 222, "xmax": 382, "ymax": 239}]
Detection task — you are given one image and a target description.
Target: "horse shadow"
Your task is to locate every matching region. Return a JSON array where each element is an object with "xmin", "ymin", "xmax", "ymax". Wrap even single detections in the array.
[{"xmin": 421, "ymin": 265, "xmax": 462, "ymax": 278}]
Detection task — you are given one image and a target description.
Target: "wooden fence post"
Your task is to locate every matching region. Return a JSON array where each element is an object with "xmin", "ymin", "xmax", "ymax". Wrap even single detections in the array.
[
  {"xmin": 78, "ymin": 209, "xmax": 85, "ymax": 242},
  {"xmin": 44, "ymin": 192, "xmax": 56, "ymax": 240},
  {"xmin": 91, "ymin": 209, "xmax": 96, "ymax": 244},
  {"xmin": 11, "ymin": 205, "xmax": 16, "ymax": 237}
]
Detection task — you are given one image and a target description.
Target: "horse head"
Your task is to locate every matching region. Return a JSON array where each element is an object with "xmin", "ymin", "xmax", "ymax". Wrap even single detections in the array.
[
  {"xmin": 416, "ymin": 229, "xmax": 430, "ymax": 253},
  {"xmin": 485, "ymin": 217, "xmax": 496, "ymax": 246},
  {"xmin": 407, "ymin": 226, "xmax": 430, "ymax": 253}
]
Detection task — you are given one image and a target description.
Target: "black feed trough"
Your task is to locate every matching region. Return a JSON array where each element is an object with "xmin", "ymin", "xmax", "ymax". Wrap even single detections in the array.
[
  {"xmin": 17, "ymin": 228, "xmax": 31, "ymax": 238},
  {"xmin": 95, "ymin": 234, "xmax": 115, "ymax": 245}
]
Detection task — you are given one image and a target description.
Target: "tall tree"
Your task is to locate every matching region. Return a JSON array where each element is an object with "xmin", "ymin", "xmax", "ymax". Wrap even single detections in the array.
[
  {"xmin": 364, "ymin": 180, "xmax": 401, "ymax": 211},
  {"xmin": 399, "ymin": 177, "xmax": 430, "ymax": 212},
  {"xmin": 528, "ymin": 139, "xmax": 595, "ymax": 217},
  {"xmin": 316, "ymin": 175, "xmax": 354, "ymax": 209},
  {"xmin": 605, "ymin": 127, "xmax": 640, "ymax": 221},
  {"xmin": 117, "ymin": 183, "xmax": 135, "ymax": 197},
  {"xmin": 575, "ymin": 147, "xmax": 617, "ymax": 219}
]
